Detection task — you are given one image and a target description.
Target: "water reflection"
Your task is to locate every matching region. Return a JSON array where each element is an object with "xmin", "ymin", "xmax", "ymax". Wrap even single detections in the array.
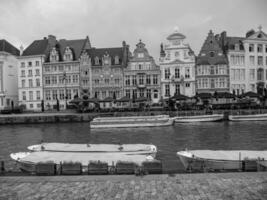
[{"xmin": 0, "ymin": 121, "xmax": 267, "ymax": 172}]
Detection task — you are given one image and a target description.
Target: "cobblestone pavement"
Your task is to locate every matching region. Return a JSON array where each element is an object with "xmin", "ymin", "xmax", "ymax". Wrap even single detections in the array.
[{"xmin": 0, "ymin": 172, "xmax": 267, "ymax": 200}]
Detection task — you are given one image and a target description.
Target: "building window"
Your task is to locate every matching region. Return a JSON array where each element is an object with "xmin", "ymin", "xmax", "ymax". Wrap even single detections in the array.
[
  {"xmin": 115, "ymin": 78, "xmax": 119, "ymax": 85},
  {"xmin": 22, "ymin": 80, "xmax": 25, "ymax": 88},
  {"xmin": 139, "ymin": 64, "xmax": 142, "ymax": 70},
  {"xmin": 59, "ymin": 65, "xmax": 64, "ymax": 71},
  {"xmin": 154, "ymin": 90, "xmax": 158, "ymax": 99},
  {"xmin": 249, "ymin": 44, "xmax": 254, "ymax": 52},
  {"xmin": 153, "ymin": 75, "xmax": 158, "ymax": 85},
  {"xmin": 44, "ymin": 66, "xmax": 50, "ymax": 72},
  {"xmin": 45, "ymin": 76, "xmax": 50, "ymax": 85},
  {"xmin": 203, "ymin": 78, "xmax": 208, "ymax": 88},
  {"xmin": 138, "ymin": 53, "xmax": 144, "ymax": 58},
  {"xmin": 165, "ymin": 68, "xmax": 170, "ymax": 79},
  {"xmin": 105, "ymin": 78, "xmax": 109, "ymax": 84},
  {"xmin": 139, "ymin": 89, "xmax": 144, "ymax": 97},
  {"xmin": 29, "ymin": 79, "xmax": 33, "ymax": 87},
  {"xmin": 59, "ymin": 90, "xmax": 64, "ymax": 100},
  {"xmin": 185, "ymin": 68, "xmax": 190, "ymax": 78},
  {"xmin": 258, "ymin": 56, "xmax": 263, "ymax": 66},
  {"xmin": 73, "ymin": 75, "xmax": 78, "ymax": 83},
  {"xmin": 29, "ymin": 104, "xmax": 33, "ymax": 108},
  {"xmin": 185, "ymin": 83, "xmax": 190, "ymax": 88},
  {"xmin": 52, "ymin": 90, "xmax": 57, "ymax": 100},
  {"xmin": 249, "ymin": 56, "xmax": 255, "ymax": 66},
  {"xmin": 51, "ymin": 76, "xmax": 57, "ymax": 85},
  {"xmin": 35, "ymin": 69, "xmax": 40, "ymax": 76},
  {"xmin": 249, "ymin": 69, "xmax": 255, "ymax": 81},
  {"xmin": 36, "ymin": 61, "xmax": 40, "ymax": 66},
  {"xmin": 28, "ymin": 62, "xmax": 32, "ymax": 67},
  {"xmin": 175, "ymin": 84, "xmax": 180, "ymax": 94},
  {"xmin": 28, "ymin": 70, "xmax": 32, "ymax": 77},
  {"xmin": 125, "ymin": 75, "xmax": 130, "ymax": 86},
  {"xmin": 65, "ymin": 75, "xmax": 71, "ymax": 84},
  {"xmin": 21, "ymin": 62, "xmax": 25, "ymax": 68},
  {"xmin": 29, "ymin": 91, "xmax": 33, "ymax": 101},
  {"xmin": 22, "ymin": 91, "xmax": 26, "ymax": 101},
  {"xmin": 139, "ymin": 75, "xmax": 144, "ymax": 85},
  {"xmin": 45, "ymin": 90, "xmax": 51, "ymax": 100},
  {"xmin": 175, "ymin": 51, "xmax": 179, "ymax": 57},
  {"xmin": 210, "ymin": 51, "xmax": 215, "ymax": 57},
  {"xmin": 175, "ymin": 68, "xmax": 180, "ymax": 78},
  {"xmin": 257, "ymin": 44, "xmax": 263, "ymax": 53},
  {"xmin": 146, "ymin": 89, "xmax": 151, "ymax": 99},
  {"xmin": 146, "ymin": 75, "xmax": 151, "ymax": 85},
  {"xmin": 132, "ymin": 75, "xmax": 137, "ymax": 85},
  {"xmin": 66, "ymin": 89, "xmax": 71, "ymax": 99},
  {"xmin": 20, "ymin": 70, "xmax": 25, "ymax": 77},
  {"xmin": 36, "ymin": 91, "xmax": 40, "ymax": 100},
  {"xmin": 94, "ymin": 79, "xmax": 99, "ymax": 85},
  {"xmin": 257, "ymin": 68, "xmax": 264, "ymax": 81},
  {"xmin": 165, "ymin": 84, "xmax": 170, "ymax": 97},
  {"xmin": 126, "ymin": 90, "xmax": 130, "ymax": 98}
]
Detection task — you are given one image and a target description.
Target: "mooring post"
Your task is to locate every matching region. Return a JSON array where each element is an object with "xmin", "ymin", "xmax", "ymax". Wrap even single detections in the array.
[{"xmin": 1, "ymin": 161, "xmax": 5, "ymax": 173}]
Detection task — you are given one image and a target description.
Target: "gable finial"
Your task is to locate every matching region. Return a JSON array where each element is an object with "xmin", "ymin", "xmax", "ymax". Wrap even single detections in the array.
[{"xmin": 258, "ymin": 25, "xmax": 262, "ymax": 31}]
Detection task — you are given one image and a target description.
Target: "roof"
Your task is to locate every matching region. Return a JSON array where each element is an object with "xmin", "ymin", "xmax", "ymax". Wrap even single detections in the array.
[
  {"xmin": 116, "ymin": 96, "xmax": 131, "ymax": 102},
  {"xmin": 99, "ymin": 97, "xmax": 114, "ymax": 102},
  {"xmin": 240, "ymin": 91, "xmax": 260, "ymax": 98},
  {"xmin": 58, "ymin": 39, "xmax": 87, "ymax": 60},
  {"xmin": 167, "ymin": 32, "xmax": 186, "ymax": 40},
  {"xmin": 22, "ymin": 39, "xmax": 49, "ymax": 56},
  {"xmin": 196, "ymin": 30, "xmax": 228, "ymax": 65},
  {"xmin": 86, "ymin": 47, "xmax": 124, "ymax": 65},
  {"xmin": 0, "ymin": 39, "xmax": 20, "ymax": 56},
  {"xmin": 196, "ymin": 93, "xmax": 213, "ymax": 99},
  {"xmin": 171, "ymin": 94, "xmax": 189, "ymax": 101},
  {"xmin": 215, "ymin": 92, "xmax": 235, "ymax": 99},
  {"xmin": 225, "ymin": 37, "xmax": 245, "ymax": 51}
]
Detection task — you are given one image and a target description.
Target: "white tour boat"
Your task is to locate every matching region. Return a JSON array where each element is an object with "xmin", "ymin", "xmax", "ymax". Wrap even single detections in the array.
[
  {"xmin": 228, "ymin": 113, "xmax": 267, "ymax": 121},
  {"xmin": 174, "ymin": 114, "xmax": 224, "ymax": 123},
  {"xmin": 90, "ymin": 115, "xmax": 173, "ymax": 128},
  {"xmin": 10, "ymin": 151, "xmax": 156, "ymax": 173},
  {"xmin": 177, "ymin": 150, "xmax": 267, "ymax": 172},
  {"xmin": 27, "ymin": 143, "xmax": 157, "ymax": 157}
]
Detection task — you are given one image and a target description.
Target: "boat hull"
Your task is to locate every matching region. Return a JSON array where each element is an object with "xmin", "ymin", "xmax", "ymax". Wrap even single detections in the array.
[
  {"xmin": 229, "ymin": 114, "xmax": 267, "ymax": 121},
  {"xmin": 174, "ymin": 114, "xmax": 224, "ymax": 123},
  {"xmin": 90, "ymin": 118, "xmax": 173, "ymax": 128},
  {"xmin": 177, "ymin": 150, "xmax": 267, "ymax": 172}
]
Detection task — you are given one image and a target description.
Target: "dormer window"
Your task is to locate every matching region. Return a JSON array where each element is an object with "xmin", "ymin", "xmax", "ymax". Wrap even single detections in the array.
[
  {"xmin": 114, "ymin": 56, "xmax": 120, "ymax": 64},
  {"xmin": 210, "ymin": 51, "xmax": 215, "ymax": 57},
  {"xmin": 95, "ymin": 57, "xmax": 99, "ymax": 65},
  {"xmin": 138, "ymin": 53, "xmax": 144, "ymax": 58},
  {"xmin": 64, "ymin": 47, "xmax": 73, "ymax": 61},
  {"xmin": 50, "ymin": 47, "xmax": 59, "ymax": 62}
]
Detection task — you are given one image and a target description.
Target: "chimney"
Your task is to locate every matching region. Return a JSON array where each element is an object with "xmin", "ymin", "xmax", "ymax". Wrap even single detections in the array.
[{"xmin": 48, "ymin": 35, "xmax": 57, "ymax": 48}]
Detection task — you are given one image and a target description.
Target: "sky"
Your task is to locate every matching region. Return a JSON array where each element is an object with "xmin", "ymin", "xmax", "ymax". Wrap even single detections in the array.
[{"xmin": 1, "ymin": 0, "xmax": 267, "ymax": 63}]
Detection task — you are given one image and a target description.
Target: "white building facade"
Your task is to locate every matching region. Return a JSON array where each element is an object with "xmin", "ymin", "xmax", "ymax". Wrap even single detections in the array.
[
  {"xmin": 0, "ymin": 40, "xmax": 20, "ymax": 109},
  {"xmin": 18, "ymin": 55, "xmax": 45, "ymax": 110},
  {"xmin": 159, "ymin": 29, "xmax": 195, "ymax": 98},
  {"xmin": 222, "ymin": 27, "xmax": 267, "ymax": 95}
]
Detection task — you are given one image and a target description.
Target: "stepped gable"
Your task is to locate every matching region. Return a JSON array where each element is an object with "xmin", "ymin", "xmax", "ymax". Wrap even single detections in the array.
[
  {"xmin": 86, "ymin": 47, "xmax": 124, "ymax": 66},
  {"xmin": 0, "ymin": 39, "xmax": 20, "ymax": 56},
  {"xmin": 196, "ymin": 30, "xmax": 228, "ymax": 65},
  {"xmin": 22, "ymin": 38, "xmax": 49, "ymax": 56}
]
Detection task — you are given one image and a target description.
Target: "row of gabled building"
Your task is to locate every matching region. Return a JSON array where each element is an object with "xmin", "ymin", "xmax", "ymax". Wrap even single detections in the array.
[{"xmin": 0, "ymin": 26, "xmax": 266, "ymax": 111}]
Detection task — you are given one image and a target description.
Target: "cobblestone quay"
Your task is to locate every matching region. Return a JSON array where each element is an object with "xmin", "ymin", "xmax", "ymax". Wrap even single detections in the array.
[{"xmin": 1, "ymin": 172, "xmax": 267, "ymax": 200}]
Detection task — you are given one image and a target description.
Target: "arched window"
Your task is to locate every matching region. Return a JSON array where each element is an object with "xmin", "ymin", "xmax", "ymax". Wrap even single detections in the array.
[{"xmin": 210, "ymin": 51, "xmax": 215, "ymax": 57}]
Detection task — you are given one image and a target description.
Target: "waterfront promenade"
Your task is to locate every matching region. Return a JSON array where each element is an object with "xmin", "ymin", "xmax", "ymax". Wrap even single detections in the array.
[{"xmin": 1, "ymin": 172, "xmax": 267, "ymax": 200}]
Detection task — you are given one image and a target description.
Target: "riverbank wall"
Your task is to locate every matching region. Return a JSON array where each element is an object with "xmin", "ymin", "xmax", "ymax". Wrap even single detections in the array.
[{"xmin": 0, "ymin": 109, "xmax": 267, "ymax": 125}]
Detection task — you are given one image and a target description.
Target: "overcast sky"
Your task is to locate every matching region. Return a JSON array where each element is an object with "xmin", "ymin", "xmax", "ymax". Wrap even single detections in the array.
[{"xmin": 1, "ymin": 0, "xmax": 267, "ymax": 62}]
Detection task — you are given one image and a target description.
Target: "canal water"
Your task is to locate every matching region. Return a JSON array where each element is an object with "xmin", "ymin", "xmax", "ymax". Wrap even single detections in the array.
[{"xmin": 1, "ymin": 121, "xmax": 267, "ymax": 173}]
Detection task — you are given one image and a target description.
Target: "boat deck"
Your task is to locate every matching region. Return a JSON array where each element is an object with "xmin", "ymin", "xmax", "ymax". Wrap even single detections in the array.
[{"xmin": 28, "ymin": 143, "xmax": 154, "ymax": 152}]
